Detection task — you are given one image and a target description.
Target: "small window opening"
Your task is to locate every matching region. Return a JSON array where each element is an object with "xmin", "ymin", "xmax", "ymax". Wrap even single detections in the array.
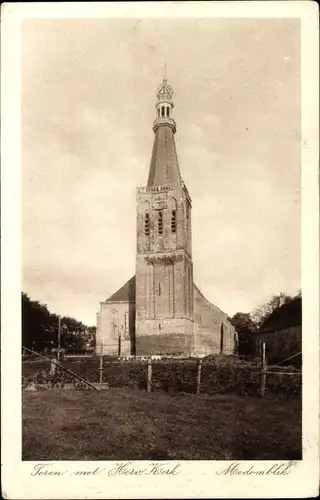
[
  {"xmin": 161, "ymin": 107, "xmax": 165, "ymax": 117},
  {"xmin": 159, "ymin": 323, "xmax": 161, "ymax": 331},
  {"xmin": 144, "ymin": 213, "xmax": 150, "ymax": 236},
  {"xmin": 171, "ymin": 209, "xmax": 176, "ymax": 233},
  {"xmin": 158, "ymin": 210, "xmax": 163, "ymax": 235},
  {"xmin": 158, "ymin": 283, "xmax": 161, "ymax": 295},
  {"xmin": 157, "ymin": 108, "xmax": 160, "ymax": 118}
]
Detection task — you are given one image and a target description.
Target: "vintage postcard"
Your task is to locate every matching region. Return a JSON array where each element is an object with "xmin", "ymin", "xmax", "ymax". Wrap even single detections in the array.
[{"xmin": 1, "ymin": 1, "xmax": 319, "ymax": 498}]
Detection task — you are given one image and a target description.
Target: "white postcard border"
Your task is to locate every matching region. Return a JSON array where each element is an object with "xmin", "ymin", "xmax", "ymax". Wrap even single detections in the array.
[{"xmin": 1, "ymin": 2, "xmax": 319, "ymax": 499}]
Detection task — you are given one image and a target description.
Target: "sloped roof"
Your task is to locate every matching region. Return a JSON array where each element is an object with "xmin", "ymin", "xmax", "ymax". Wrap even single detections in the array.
[
  {"xmin": 193, "ymin": 283, "xmax": 228, "ymax": 320},
  {"xmin": 260, "ymin": 297, "xmax": 302, "ymax": 332},
  {"xmin": 147, "ymin": 125, "xmax": 182, "ymax": 186},
  {"xmin": 104, "ymin": 277, "xmax": 232, "ymax": 326},
  {"xmin": 105, "ymin": 276, "xmax": 135, "ymax": 303}
]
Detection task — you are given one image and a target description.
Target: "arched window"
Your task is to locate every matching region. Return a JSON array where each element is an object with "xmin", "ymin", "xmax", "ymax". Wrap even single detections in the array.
[
  {"xmin": 171, "ymin": 209, "xmax": 176, "ymax": 233},
  {"xmin": 161, "ymin": 107, "xmax": 165, "ymax": 117},
  {"xmin": 167, "ymin": 107, "xmax": 170, "ymax": 117},
  {"xmin": 168, "ymin": 197, "xmax": 177, "ymax": 234},
  {"xmin": 220, "ymin": 323, "xmax": 224, "ymax": 354},
  {"xmin": 158, "ymin": 210, "xmax": 163, "ymax": 235},
  {"xmin": 144, "ymin": 213, "xmax": 150, "ymax": 236}
]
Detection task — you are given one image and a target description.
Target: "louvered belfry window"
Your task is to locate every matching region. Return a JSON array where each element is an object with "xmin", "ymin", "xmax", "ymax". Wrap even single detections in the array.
[
  {"xmin": 171, "ymin": 209, "xmax": 176, "ymax": 233},
  {"xmin": 158, "ymin": 210, "xmax": 163, "ymax": 234},
  {"xmin": 144, "ymin": 213, "xmax": 150, "ymax": 235}
]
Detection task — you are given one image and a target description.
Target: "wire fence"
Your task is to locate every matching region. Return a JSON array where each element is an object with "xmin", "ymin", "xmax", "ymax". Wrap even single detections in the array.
[{"xmin": 22, "ymin": 343, "xmax": 302, "ymax": 398}]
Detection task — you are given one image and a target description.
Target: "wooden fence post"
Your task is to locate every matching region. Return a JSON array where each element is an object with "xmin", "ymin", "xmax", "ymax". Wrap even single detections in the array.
[
  {"xmin": 147, "ymin": 357, "xmax": 152, "ymax": 392},
  {"xmin": 99, "ymin": 354, "xmax": 103, "ymax": 386},
  {"xmin": 260, "ymin": 341, "xmax": 266, "ymax": 398},
  {"xmin": 49, "ymin": 358, "xmax": 56, "ymax": 376},
  {"xmin": 60, "ymin": 368, "xmax": 64, "ymax": 391},
  {"xmin": 57, "ymin": 316, "xmax": 61, "ymax": 364},
  {"xmin": 196, "ymin": 358, "xmax": 202, "ymax": 395}
]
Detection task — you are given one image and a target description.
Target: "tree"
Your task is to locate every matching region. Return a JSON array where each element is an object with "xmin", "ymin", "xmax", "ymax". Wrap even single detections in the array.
[
  {"xmin": 251, "ymin": 293, "xmax": 294, "ymax": 329},
  {"xmin": 230, "ymin": 312, "xmax": 257, "ymax": 357},
  {"xmin": 230, "ymin": 292, "xmax": 302, "ymax": 359},
  {"xmin": 60, "ymin": 316, "xmax": 85, "ymax": 351},
  {"xmin": 22, "ymin": 293, "xmax": 58, "ymax": 352},
  {"xmin": 86, "ymin": 326, "xmax": 97, "ymax": 350},
  {"xmin": 22, "ymin": 292, "xmax": 95, "ymax": 354}
]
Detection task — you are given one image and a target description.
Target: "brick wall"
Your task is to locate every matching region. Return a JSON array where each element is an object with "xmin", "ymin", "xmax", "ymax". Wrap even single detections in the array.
[
  {"xmin": 97, "ymin": 283, "xmax": 238, "ymax": 358},
  {"xmin": 96, "ymin": 301, "xmax": 135, "ymax": 356},
  {"xmin": 135, "ymin": 332, "xmax": 194, "ymax": 357},
  {"xmin": 135, "ymin": 181, "xmax": 194, "ymax": 353},
  {"xmin": 136, "ymin": 185, "xmax": 191, "ymax": 257},
  {"xmin": 255, "ymin": 325, "xmax": 301, "ymax": 363},
  {"xmin": 193, "ymin": 285, "xmax": 237, "ymax": 356}
]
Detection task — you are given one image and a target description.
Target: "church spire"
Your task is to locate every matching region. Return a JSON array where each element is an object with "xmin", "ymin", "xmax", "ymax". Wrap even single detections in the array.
[{"xmin": 147, "ymin": 73, "xmax": 181, "ymax": 187}]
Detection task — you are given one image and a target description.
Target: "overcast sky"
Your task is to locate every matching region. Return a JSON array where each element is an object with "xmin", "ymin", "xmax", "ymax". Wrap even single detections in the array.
[{"xmin": 21, "ymin": 18, "xmax": 300, "ymax": 326}]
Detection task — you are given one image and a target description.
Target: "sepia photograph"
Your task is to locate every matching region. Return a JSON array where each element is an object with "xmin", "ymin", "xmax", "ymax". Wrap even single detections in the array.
[
  {"xmin": 21, "ymin": 15, "xmax": 302, "ymax": 462},
  {"xmin": 1, "ymin": 2, "xmax": 319, "ymax": 499}
]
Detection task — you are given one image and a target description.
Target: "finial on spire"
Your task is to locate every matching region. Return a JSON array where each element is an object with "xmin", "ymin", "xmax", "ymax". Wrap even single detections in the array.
[
  {"xmin": 154, "ymin": 71, "xmax": 176, "ymax": 133},
  {"xmin": 156, "ymin": 70, "xmax": 173, "ymax": 102}
]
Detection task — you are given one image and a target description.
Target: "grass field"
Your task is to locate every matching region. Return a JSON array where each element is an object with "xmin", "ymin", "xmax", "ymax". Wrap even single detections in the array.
[{"xmin": 22, "ymin": 388, "xmax": 302, "ymax": 461}]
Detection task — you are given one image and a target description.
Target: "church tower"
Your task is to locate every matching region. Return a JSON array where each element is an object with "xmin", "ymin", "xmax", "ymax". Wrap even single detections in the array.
[
  {"xmin": 135, "ymin": 75, "xmax": 195, "ymax": 356},
  {"xmin": 96, "ymin": 73, "xmax": 238, "ymax": 358}
]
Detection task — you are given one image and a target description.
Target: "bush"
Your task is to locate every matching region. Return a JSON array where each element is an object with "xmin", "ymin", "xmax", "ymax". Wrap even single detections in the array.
[
  {"xmin": 201, "ymin": 363, "xmax": 260, "ymax": 396},
  {"xmin": 22, "ymin": 360, "xmax": 51, "ymax": 378},
  {"xmin": 22, "ymin": 356, "xmax": 301, "ymax": 398},
  {"xmin": 103, "ymin": 362, "xmax": 147, "ymax": 390},
  {"xmin": 61, "ymin": 359, "xmax": 100, "ymax": 382},
  {"xmin": 152, "ymin": 362, "xmax": 197, "ymax": 393},
  {"xmin": 264, "ymin": 370, "xmax": 301, "ymax": 397}
]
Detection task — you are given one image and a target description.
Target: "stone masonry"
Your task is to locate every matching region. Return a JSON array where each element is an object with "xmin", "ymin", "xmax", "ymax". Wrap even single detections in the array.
[{"xmin": 96, "ymin": 75, "xmax": 238, "ymax": 357}]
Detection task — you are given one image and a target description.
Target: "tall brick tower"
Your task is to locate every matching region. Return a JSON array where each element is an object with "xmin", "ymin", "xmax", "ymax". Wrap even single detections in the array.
[{"xmin": 135, "ymin": 75, "xmax": 194, "ymax": 356}]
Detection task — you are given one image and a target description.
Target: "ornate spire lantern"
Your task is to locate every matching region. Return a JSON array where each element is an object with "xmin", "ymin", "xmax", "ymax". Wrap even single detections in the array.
[{"xmin": 153, "ymin": 70, "xmax": 176, "ymax": 134}]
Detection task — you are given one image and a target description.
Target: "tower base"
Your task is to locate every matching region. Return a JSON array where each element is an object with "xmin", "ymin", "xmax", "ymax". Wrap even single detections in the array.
[{"xmin": 135, "ymin": 318, "xmax": 194, "ymax": 357}]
